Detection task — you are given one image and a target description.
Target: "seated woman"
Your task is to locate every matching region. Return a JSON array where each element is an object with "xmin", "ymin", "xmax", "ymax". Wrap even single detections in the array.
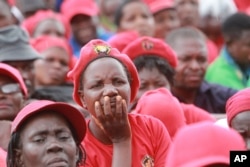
[
  {"xmin": 31, "ymin": 35, "xmax": 74, "ymax": 88},
  {"xmin": 7, "ymin": 100, "xmax": 86, "ymax": 167},
  {"xmin": 67, "ymin": 39, "xmax": 171, "ymax": 166}
]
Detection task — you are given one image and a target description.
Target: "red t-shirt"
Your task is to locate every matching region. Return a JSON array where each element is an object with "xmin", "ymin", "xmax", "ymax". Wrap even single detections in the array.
[
  {"xmin": 0, "ymin": 148, "xmax": 6, "ymax": 167},
  {"xmin": 181, "ymin": 103, "xmax": 216, "ymax": 124},
  {"xmin": 82, "ymin": 114, "xmax": 172, "ymax": 167}
]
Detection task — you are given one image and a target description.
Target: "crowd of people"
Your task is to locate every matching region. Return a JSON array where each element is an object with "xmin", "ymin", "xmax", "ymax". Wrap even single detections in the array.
[{"xmin": 0, "ymin": 0, "xmax": 250, "ymax": 166}]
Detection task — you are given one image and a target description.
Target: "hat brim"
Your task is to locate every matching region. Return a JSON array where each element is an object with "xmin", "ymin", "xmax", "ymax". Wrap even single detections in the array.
[
  {"xmin": 0, "ymin": 64, "xmax": 28, "ymax": 97},
  {"xmin": 0, "ymin": 45, "xmax": 42, "ymax": 62},
  {"xmin": 12, "ymin": 100, "xmax": 86, "ymax": 142}
]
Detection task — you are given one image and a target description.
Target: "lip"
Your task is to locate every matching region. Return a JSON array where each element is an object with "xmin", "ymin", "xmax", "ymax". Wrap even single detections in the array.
[
  {"xmin": 47, "ymin": 158, "xmax": 67, "ymax": 166},
  {"xmin": 0, "ymin": 103, "xmax": 11, "ymax": 109}
]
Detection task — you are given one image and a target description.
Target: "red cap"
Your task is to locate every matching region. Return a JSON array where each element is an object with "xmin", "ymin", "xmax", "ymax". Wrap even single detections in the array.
[
  {"xmin": 108, "ymin": 30, "xmax": 139, "ymax": 52},
  {"xmin": 0, "ymin": 63, "xmax": 28, "ymax": 97},
  {"xmin": 134, "ymin": 88, "xmax": 186, "ymax": 138},
  {"xmin": 144, "ymin": 0, "xmax": 174, "ymax": 14},
  {"xmin": 31, "ymin": 35, "xmax": 72, "ymax": 58},
  {"xmin": 166, "ymin": 122, "xmax": 246, "ymax": 167},
  {"xmin": 61, "ymin": 0, "xmax": 99, "ymax": 23},
  {"xmin": 67, "ymin": 39, "xmax": 140, "ymax": 107},
  {"xmin": 12, "ymin": 100, "xmax": 86, "ymax": 142},
  {"xmin": 122, "ymin": 36, "xmax": 177, "ymax": 68},
  {"xmin": 226, "ymin": 88, "xmax": 250, "ymax": 126},
  {"xmin": 21, "ymin": 10, "xmax": 70, "ymax": 39}
]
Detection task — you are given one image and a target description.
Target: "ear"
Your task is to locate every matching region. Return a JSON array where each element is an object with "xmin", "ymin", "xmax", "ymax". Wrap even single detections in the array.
[{"xmin": 78, "ymin": 91, "xmax": 87, "ymax": 109}]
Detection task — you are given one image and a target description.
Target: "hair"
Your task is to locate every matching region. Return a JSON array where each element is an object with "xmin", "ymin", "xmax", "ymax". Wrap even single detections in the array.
[
  {"xmin": 166, "ymin": 26, "xmax": 207, "ymax": 50},
  {"xmin": 7, "ymin": 110, "xmax": 86, "ymax": 167},
  {"xmin": 31, "ymin": 85, "xmax": 74, "ymax": 103},
  {"xmin": 222, "ymin": 12, "xmax": 250, "ymax": 43},
  {"xmin": 198, "ymin": 0, "xmax": 237, "ymax": 22},
  {"xmin": 114, "ymin": 0, "xmax": 142, "ymax": 27},
  {"xmin": 78, "ymin": 55, "xmax": 132, "ymax": 91},
  {"xmin": 133, "ymin": 55, "xmax": 175, "ymax": 85}
]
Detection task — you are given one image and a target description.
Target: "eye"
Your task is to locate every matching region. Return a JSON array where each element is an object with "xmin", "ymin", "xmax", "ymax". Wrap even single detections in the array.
[
  {"xmin": 58, "ymin": 132, "xmax": 72, "ymax": 141},
  {"xmin": 33, "ymin": 136, "xmax": 46, "ymax": 144},
  {"xmin": 113, "ymin": 78, "xmax": 126, "ymax": 86},
  {"xmin": 91, "ymin": 83, "xmax": 103, "ymax": 89}
]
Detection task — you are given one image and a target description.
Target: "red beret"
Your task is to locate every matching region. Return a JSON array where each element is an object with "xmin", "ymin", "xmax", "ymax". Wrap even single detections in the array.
[
  {"xmin": 31, "ymin": 35, "xmax": 72, "ymax": 57},
  {"xmin": 122, "ymin": 36, "xmax": 177, "ymax": 68},
  {"xmin": 22, "ymin": 10, "xmax": 70, "ymax": 39},
  {"xmin": 0, "ymin": 62, "xmax": 28, "ymax": 98},
  {"xmin": 107, "ymin": 30, "xmax": 139, "ymax": 52},
  {"xmin": 226, "ymin": 88, "xmax": 250, "ymax": 126},
  {"xmin": 166, "ymin": 122, "xmax": 246, "ymax": 167},
  {"xmin": 144, "ymin": 0, "xmax": 174, "ymax": 14},
  {"xmin": 12, "ymin": 100, "xmax": 86, "ymax": 142},
  {"xmin": 61, "ymin": 0, "xmax": 99, "ymax": 23},
  {"xmin": 134, "ymin": 88, "xmax": 186, "ymax": 138},
  {"xmin": 67, "ymin": 39, "xmax": 140, "ymax": 107}
]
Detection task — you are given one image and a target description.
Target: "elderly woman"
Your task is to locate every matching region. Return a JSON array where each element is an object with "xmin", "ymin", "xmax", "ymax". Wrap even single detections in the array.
[
  {"xmin": 7, "ymin": 100, "xmax": 86, "ymax": 167},
  {"xmin": 67, "ymin": 39, "xmax": 171, "ymax": 166}
]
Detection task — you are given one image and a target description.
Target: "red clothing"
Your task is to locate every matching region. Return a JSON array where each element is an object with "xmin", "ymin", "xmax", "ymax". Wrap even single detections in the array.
[
  {"xmin": 234, "ymin": 0, "xmax": 250, "ymax": 12},
  {"xmin": 82, "ymin": 114, "xmax": 172, "ymax": 167},
  {"xmin": 0, "ymin": 148, "xmax": 6, "ymax": 167},
  {"xmin": 181, "ymin": 103, "xmax": 216, "ymax": 124}
]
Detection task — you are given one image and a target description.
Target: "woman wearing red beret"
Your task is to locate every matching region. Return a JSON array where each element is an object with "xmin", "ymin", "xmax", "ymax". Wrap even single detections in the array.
[
  {"xmin": 226, "ymin": 88, "xmax": 250, "ymax": 150},
  {"xmin": 31, "ymin": 35, "xmax": 73, "ymax": 88},
  {"xmin": 67, "ymin": 39, "xmax": 171, "ymax": 166},
  {"xmin": 122, "ymin": 36, "xmax": 215, "ymax": 124}
]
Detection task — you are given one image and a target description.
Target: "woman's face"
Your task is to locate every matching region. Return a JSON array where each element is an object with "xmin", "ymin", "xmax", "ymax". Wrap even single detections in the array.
[
  {"xmin": 33, "ymin": 19, "xmax": 66, "ymax": 38},
  {"xmin": 119, "ymin": 1, "xmax": 155, "ymax": 37},
  {"xmin": 80, "ymin": 57, "xmax": 131, "ymax": 117},
  {"xmin": 154, "ymin": 8, "xmax": 180, "ymax": 39},
  {"xmin": 135, "ymin": 67, "xmax": 170, "ymax": 103},
  {"xmin": 0, "ymin": 75, "xmax": 24, "ymax": 121},
  {"xmin": 231, "ymin": 111, "xmax": 250, "ymax": 150},
  {"xmin": 18, "ymin": 112, "xmax": 79, "ymax": 167},
  {"xmin": 34, "ymin": 47, "xmax": 70, "ymax": 87}
]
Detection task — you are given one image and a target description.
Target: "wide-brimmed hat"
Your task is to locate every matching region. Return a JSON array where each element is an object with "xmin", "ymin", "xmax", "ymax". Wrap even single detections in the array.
[{"xmin": 0, "ymin": 25, "xmax": 41, "ymax": 62}]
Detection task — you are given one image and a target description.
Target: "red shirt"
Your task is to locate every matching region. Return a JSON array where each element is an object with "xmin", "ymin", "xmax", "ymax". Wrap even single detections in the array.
[
  {"xmin": 0, "ymin": 148, "xmax": 6, "ymax": 167},
  {"xmin": 82, "ymin": 114, "xmax": 172, "ymax": 167}
]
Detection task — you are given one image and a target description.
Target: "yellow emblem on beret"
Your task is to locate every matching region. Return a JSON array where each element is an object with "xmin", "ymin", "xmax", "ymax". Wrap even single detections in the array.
[
  {"xmin": 94, "ymin": 45, "xmax": 111, "ymax": 54},
  {"xmin": 141, "ymin": 39, "xmax": 154, "ymax": 50}
]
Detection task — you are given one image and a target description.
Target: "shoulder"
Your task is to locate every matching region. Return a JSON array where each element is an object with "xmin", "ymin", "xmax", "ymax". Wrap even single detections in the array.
[{"xmin": 202, "ymin": 81, "xmax": 238, "ymax": 96}]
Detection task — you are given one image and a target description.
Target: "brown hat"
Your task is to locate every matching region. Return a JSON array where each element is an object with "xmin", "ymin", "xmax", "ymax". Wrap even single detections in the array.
[{"xmin": 0, "ymin": 25, "xmax": 41, "ymax": 61}]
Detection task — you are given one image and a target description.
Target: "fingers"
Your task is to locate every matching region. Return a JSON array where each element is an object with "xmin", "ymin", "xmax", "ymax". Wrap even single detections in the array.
[{"xmin": 116, "ymin": 96, "xmax": 122, "ymax": 120}]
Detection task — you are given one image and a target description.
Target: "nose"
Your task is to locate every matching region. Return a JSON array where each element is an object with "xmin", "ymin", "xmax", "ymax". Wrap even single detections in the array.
[
  {"xmin": 189, "ymin": 60, "xmax": 200, "ymax": 70},
  {"xmin": 103, "ymin": 84, "xmax": 118, "ymax": 97},
  {"xmin": 46, "ymin": 138, "xmax": 63, "ymax": 153}
]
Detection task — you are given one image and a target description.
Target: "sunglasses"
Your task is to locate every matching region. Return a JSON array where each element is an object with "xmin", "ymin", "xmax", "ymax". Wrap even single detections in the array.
[{"xmin": 0, "ymin": 83, "xmax": 21, "ymax": 94}]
